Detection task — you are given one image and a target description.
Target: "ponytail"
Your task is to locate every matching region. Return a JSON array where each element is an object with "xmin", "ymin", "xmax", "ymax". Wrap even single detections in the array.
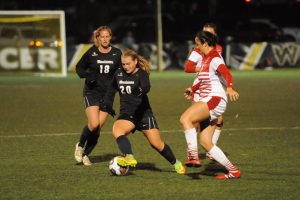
[{"xmin": 122, "ymin": 50, "xmax": 151, "ymax": 74}]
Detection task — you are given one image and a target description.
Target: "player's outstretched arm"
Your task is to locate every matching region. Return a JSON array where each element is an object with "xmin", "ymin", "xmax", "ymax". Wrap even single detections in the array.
[{"xmin": 226, "ymin": 87, "xmax": 239, "ymax": 102}]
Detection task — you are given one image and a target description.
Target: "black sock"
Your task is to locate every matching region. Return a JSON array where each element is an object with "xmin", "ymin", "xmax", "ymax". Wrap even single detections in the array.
[
  {"xmin": 116, "ymin": 135, "xmax": 133, "ymax": 155},
  {"xmin": 157, "ymin": 144, "xmax": 177, "ymax": 165},
  {"xmin": 79, "ymin": 125, "xmax": 91, "ymax": 147},
  {"xmin": 84, "ymin": 127, "xmax": 100, "ymax": 156}
]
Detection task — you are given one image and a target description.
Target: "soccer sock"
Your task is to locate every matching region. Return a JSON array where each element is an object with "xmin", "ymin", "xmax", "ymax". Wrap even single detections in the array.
[
  {"xmin": 116, "ymin": 135, "xmax": 133, "ymax": 155},
  {"xmin": 212, "ymin": 129, "xmax": 221, "ymax": 145},
  {"xmin": 209, "ymin": 145, "xmax": 238, "ymax": 171},
  {"xmin": 157, "ymin": 144, "xmax": 176, "ymax": 165},
  {"xmin": 184, "ymin": 128, "xmax": 198, "ymax": 151},
  {"xmin": 84, "ymin": 127, "xmax": 100, "ymax": 156},
  {"xmin": 79, "ymin": 125, "xmax": 91, "ymax": 147}
]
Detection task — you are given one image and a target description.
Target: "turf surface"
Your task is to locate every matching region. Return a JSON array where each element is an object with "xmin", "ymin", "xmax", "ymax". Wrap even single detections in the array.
[{"xmin": 0, "ymin": 70, "xmax": 299, "ymax": 200}]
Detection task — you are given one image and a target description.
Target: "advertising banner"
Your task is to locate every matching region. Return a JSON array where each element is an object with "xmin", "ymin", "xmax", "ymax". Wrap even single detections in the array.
[
  {"xmin": 227, "ymin": 42, "xmax": 300, "ymax": 70},
  {"xmin": 0, "ymin": 11, "xmax": 67, "ymax": 77}
]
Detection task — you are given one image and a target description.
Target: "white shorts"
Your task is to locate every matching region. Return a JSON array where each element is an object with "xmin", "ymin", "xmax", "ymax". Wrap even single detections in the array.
[{"xmin": 200, "ymin": 96, "xmax": 227, "ymax": 121}]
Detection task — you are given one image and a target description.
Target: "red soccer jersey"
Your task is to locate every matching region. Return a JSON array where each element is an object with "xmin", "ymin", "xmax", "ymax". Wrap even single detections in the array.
[
  {"xmin": 184, "ymin": 44, "xmax": 223, "ymax": 73},
  {"xmin": 190, "ymin": 48, "xmax": 233, "ymax": 102}
]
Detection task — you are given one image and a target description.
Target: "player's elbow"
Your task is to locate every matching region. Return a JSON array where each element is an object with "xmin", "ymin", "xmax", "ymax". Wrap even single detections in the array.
[
  {"xmin": 75, "ymin": 67, "xmax": 85, "ymax": 78},
  {"xmin": 184, "ymin": 66, "xmax": 195, "ymax": 73},
  {"xmin": 184, "ymin": 61, "xmax": 196, "ymax": 73}
]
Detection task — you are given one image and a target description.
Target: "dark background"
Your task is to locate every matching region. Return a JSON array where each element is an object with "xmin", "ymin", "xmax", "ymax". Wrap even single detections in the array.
[{"xmin": 1, "ymin": 0, "xmax": 299, "ymax": 44}]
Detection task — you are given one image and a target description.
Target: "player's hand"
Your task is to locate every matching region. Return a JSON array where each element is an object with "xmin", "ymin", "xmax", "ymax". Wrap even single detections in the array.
[
  {"xmin": 132, "ymin": 87, "xmax": 142, "ymax": 96},
  {"xmin": 184, "ymin": 88, "xmax": 193, "ymax": 100},
  {"xmin": 227, "ymin": 87, "xmax": 239, "ymax": 101}
]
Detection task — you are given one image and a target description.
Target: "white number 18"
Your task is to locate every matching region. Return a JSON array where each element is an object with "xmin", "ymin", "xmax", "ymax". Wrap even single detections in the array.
[{"xmin": 99, "ymin": 65, "xmax": 110, "ymax": 73}]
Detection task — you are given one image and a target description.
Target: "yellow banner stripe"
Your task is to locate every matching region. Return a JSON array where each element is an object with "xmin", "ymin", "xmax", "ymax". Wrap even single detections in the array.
[
  {"xmin": 240, "ymin": 42, "xmax": 267, "ymax": 70},
  {"xmin": 68, "ymin": 44, "xmax": 93, "ymax": 72},
  {"xmin": 0, "ymin": 16, "xmax": 59, "ymax": 23}
]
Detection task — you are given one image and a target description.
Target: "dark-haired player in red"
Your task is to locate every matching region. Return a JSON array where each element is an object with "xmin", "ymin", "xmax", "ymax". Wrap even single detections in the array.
[
  {"xmin": 180, "ymin": 30, "xmax": 241, "ymax": 179},
  {"xmin": 184, "ymin": 23, "xmax": 224, "ymax": 167}
]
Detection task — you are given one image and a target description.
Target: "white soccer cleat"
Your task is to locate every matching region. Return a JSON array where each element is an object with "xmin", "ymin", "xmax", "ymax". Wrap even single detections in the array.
[
  {"xmin": 74, "ymin": 143, "xmax": 83, "ymax": 163},
  {"xmin": 82, "ymin": 155, "xmax": 92, "ymax": 166}
]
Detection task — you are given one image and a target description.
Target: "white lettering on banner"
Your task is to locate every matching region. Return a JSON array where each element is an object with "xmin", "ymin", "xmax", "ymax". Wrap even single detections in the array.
[
  {"xmin": 38, "ymin": 49, "xmax": 58, "ymax": 70},
  {"xmin": 0, "ymin": 47, "xmax": 58, "ymax": 70},
  {"xmin": 272, "ymin": 44, "xmax": 300, "ymax": 66},
  {"xmin": 20, "ymin": 48, "xmax": 34, "ymax": 70},
  {"xmin": 0, "ymin": 48, "xmax": 18, "ymax": 69}
]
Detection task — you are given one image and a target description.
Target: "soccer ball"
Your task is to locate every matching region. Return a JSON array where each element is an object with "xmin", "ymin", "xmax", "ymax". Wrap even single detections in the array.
[{"xmin": 109, "ymin": 156, "xmax": 129, "ymax": 176}]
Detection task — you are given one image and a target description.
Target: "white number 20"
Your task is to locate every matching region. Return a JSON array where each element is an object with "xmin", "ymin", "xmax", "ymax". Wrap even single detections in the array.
[{"xmin": 120, "ymin": 86, "xmax": 132, "ymax": 94}]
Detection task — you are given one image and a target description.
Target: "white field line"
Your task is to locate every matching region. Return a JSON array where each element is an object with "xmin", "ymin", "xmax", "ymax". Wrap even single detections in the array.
[
  {"xmin": 0, "ymin": 127, "xmax": 299, "ymax": 138},
  {"xmin": 0, "ymin": 85, "xmax": 44, "ymax": 88}
]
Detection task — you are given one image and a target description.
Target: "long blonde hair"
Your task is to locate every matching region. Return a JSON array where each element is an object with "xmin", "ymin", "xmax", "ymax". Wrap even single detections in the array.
[
  {"xmin": 122, "ymin": 50, "xmax": 151, "ymax": 74},
  {"xmin": 91, "ymin": 26, "xmax": 112, "ymax": 47},
  {"xmin": 95, "ymin": 26, "xmax": 112, "ymax": 37}
]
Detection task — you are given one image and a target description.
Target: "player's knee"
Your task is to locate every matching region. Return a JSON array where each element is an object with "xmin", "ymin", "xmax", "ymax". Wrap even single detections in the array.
[
  {"xmin": 88, "ymin": 122, "xmax": 100, "ymax": 132},
  {"xmin": 113, "ymin": 127, "xmax": 126, "ymax": 139},
  {"xmin": 179, "ymin": 115, "xmax": 190, "ymax": 126}
]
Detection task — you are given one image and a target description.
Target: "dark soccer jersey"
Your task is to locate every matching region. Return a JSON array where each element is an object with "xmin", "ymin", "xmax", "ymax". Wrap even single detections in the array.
[
  {"xmin": 107, "ymin": 68, "xmax": 152, "ymax": 117},
  {"xmin": 76, "ymin": 45, "xmax": 122, "ymax": 95}
]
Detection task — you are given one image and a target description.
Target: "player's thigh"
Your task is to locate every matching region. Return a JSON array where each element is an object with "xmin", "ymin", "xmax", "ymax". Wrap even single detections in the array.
[
  {"xmin": 98, "ymin": 110, "xmax": 109, "ymax": 128},
  {"xmin": 85, "ymin": 106, "xmax": 100, "ymax": 128},
  {"xmin": 112, "ymin": 120, "xmax": 135, "ymax": 138},
  {"xmin": 181, "ymin": 102, "xmax": 210, "ymax": 123}
]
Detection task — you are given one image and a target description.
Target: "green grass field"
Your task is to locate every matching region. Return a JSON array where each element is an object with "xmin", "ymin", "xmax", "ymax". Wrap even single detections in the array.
[{"xmin": 0, "ymin": 70, "xmax": 300, "ymax": 200}]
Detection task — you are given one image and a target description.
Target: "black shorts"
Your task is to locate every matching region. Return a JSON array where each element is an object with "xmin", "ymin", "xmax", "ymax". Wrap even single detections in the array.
[
  {"xmin": 83, "ymin": 90, "xmax": 106, "ymax": 110},
  {"xmin": 199, "ymin": 118, "xmax": 220, "ymax": 131},
  {"xmin": 117, "ymin": 112, "xmax": 159, "ymax": 132}
]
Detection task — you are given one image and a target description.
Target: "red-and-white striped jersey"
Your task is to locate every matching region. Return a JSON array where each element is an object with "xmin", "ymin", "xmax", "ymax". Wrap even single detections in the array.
[
  {"xmin": 185, "ymin": 44, "xmax": 222, "ymax": 73},
  {"xmin": 189, "ymin": 48, "xmax": 233, "ymax": 102}
]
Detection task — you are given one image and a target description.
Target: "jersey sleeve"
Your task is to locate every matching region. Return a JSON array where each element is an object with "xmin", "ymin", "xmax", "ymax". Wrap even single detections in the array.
[
  {"xmin": 134, "ymin": 70, "xmax": 150, "ymax": 96},
  {"xmin": 212, "ymin": 57, "xmax": 233, "ymax": 88},
  {"xmin": 76, "ymin": 51, "xmax": 93, "ymax": 78},
  {"xmin": 191, "ymin": 81, "xmax": 200, "ymax": 92},
  {"xmin": 216, "ymin": 44, "xmax": 223, "ymax": 55},
  {"xmin": 184, "ymin": 49, "xmax": 202, "ymax": 73},
  {"xmin": 113, "ymin": 48, "xmax": 123, "ymax": 73}
]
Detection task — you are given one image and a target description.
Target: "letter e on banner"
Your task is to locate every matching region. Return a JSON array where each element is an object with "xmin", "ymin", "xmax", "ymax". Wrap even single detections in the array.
[{"xmin": 20, "ymin": 48, "xmax": 34, "ymax": 70}]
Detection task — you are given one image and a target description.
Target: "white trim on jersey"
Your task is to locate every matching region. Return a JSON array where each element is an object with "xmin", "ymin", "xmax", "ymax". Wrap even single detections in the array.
[
  {"xmin": 211, "ymin": 57, "xmax": 224, "ymax": 70},
  {"xmin": 188, "ymin": 50, "xmax": 203, "ymax": 63}
]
